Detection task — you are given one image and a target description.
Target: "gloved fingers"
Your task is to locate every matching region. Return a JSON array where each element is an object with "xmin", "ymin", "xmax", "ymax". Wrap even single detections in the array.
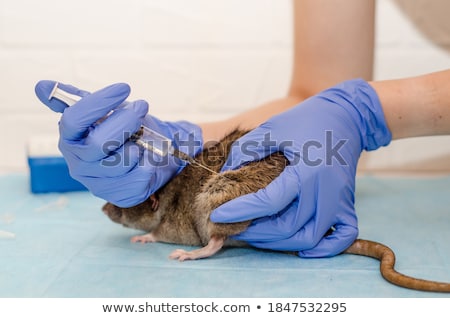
[
  {"xmin": 70, "ymin": 145, "xmax": 184, "ymax": 208},
  {"xmin": 291, "ymin": 173, "xmax": 357, "ymax": 257},
  {"xmin": 61, "ymin": 140, "xmax": 141, "ymax": 178},
  {"xmin": 58, "ymin": 100, "xmax": 148, "ymax": 162},
  {"xmin": 220, "ymin": 127, "xmax": 278, "ymax": 172},
  {"xmin": 232, "ymin": 182, "xmax": 355, "ymax": 251},
  {"xmin": 59, "ymin": 83, "xmax": 131, "ymax": 141},
  {"xmin": 73, "ymin": 100, "xmax": 148, "ymax": 162},
  {"xmin": 91, "ymin": 158, "xmax": 184, "ymax": 208},
  {"xmin": 228, "ymin": 199, "xmax": 309, "ymax": 243},
  {"xmin": 77, "ymin": 166, "xmax": 154, "ymax": 208},
  {"xmin": 141, "ymin": 116, "xmax": 203, "ymax": 155},
  {"xmin": 240, "ymin": 229, "xmax": 316, "ymax": 252},
  {"xmin": 232, "ymin": 203, "xmax": 322, "ymax": 250},
  {"xmin": 210, "ymin": 165, "xmax": 300, "ymax": 223},
  {"xmin": 298, "ymin": 222, "xmax": 358, "ymax": 258},
  {"xmin": 165, "ymin": 120, "xmax": 204, "ymax": 156},
  {"xmin": 97, "ymin": 141, "xmax": 146, "ymax": 178},
  {"xmin": 56, "ymin": 82, "xmax": 91, "ymax": 97},
  {"xmin": 238, "ymin": 211, "xmax": 357, "ymax": 255},
  {"xmin": 35, "ymin": 80, "xmax": 90, "ymax": 113}
]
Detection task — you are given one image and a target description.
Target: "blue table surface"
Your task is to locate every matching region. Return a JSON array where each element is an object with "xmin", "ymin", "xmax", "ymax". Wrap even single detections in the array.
[{"xmin": 0, "ymin": 173, "xmax": 449, "ymax": 298}]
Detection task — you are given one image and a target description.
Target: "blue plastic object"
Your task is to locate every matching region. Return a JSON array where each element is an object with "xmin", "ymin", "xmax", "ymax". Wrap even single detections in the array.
[{"xmin": 28, "ymin": 156, "xmax": 87, "ymax": 193}]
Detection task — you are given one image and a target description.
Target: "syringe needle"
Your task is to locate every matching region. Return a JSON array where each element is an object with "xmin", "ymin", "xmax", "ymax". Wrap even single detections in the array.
[{"xmin": 171, "ymin": 149, "xmax": 218, "ymax": 175}]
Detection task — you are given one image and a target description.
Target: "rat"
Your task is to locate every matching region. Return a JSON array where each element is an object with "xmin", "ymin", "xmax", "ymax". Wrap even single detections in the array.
[{"xmin": 103, "ymin": 129, "xmax": 450, "ymax": 293}]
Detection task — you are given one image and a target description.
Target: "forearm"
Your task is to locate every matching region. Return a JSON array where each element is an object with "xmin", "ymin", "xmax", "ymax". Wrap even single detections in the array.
[
  {"xmin": 289, "ymin": 0, "xmax": 375, "ymax": 97},
  {"xmin": 370, "ymin": 69, "xmax": 450, "ymax": 140},
  {"xmin": 199, "ymin": 95, "xmax": 304, "ymax": 142},
  {"xmin": 200, "ymin": 0, "xmax": 376, "ymax": 143}
]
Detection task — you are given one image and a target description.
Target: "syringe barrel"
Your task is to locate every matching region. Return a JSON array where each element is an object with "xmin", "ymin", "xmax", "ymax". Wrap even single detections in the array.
[
  {"xmin": 136, "ymin": 126, "xmax": 173, "ymax": 156},
  {"xmin": 49, "ymin": 83, "xmax": 174, "ymax": 158}
]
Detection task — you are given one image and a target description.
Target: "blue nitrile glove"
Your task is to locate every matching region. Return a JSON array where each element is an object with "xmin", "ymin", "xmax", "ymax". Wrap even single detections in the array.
[
  {"xmin": 35, "ymin": 80, "xmax": 202, "ymax": 207},
  {"xmin": 210, "ymin": 79, "xmax": 392, "ymax": 257}
]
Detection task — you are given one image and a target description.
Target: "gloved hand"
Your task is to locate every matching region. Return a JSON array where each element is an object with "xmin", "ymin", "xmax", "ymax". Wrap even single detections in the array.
[
  {"xmin": 211, "ymin": 79, "xmax": 392, "ymax": 257},
  {"xmin": 35, "ymin": 80, "xmax": 202, "ymax": 207}
]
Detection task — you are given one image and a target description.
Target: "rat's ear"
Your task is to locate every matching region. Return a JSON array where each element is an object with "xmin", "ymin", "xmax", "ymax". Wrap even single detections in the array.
[{"xmin": 149, "ymin": 194, "xmax": 159, "ymax": 211}]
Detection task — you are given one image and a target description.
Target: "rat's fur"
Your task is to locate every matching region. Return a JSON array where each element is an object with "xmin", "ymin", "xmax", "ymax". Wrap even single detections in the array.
[
  {"xmin": 104, "ymin": 130, "xmax": 287, "ymax": 258},
  {"xmin": 103, "ymin": 129, "xmax": 450, "ymax": 293}
]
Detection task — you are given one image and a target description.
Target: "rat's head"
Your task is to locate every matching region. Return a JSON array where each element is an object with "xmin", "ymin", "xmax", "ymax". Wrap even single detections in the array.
[
  {"xmin": 102, "ymin": 196, "xmax": 162, "ymax": 232},
  {"xmin": 102, "ymin": 203, "xmax": 124, "ymax": 224}
]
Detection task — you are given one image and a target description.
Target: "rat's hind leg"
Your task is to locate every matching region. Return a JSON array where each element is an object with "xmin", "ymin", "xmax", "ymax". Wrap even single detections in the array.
[
  {"xmin": 170, "ymin": 153, "xmax": 287, "ymax": 260},
  {"xmin": 194, "ymin": 173, "xmax": 254, "ymax": 245},
  {"xmin": 169, "ymin": 236, "xmax": 225, "ymax": 261},
  {"xmin": 195, "ymin": 155, "xmax": 287, "ymax": 244}
]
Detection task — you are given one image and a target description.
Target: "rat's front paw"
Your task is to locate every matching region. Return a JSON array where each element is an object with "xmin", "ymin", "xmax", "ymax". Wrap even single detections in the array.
[{"xmin": 131, "ymin": 233, "xmax": 157, "ymax": 244}]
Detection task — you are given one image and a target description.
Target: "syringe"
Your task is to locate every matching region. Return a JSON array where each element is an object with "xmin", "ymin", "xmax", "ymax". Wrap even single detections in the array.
[{"xmin": 48, "ymin": 82, "xmax": 217, "ymax": 174}]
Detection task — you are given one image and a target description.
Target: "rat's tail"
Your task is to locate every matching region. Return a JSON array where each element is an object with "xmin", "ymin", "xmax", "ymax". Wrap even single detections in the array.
[{"xmin": 343, "ymin": 239, "xmax": 450, "ymax": 292}]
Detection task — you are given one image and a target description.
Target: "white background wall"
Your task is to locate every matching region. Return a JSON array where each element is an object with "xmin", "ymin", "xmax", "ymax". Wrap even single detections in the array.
[{"xmin": 0, "ymin": 0, "xmax": 449, "ymax": 173}]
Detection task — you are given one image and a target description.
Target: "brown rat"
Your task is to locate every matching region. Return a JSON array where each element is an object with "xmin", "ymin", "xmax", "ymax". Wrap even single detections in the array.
[
  {"xmin": 103, "ymin": 129, "xmax": 450, "ymax": 293},
  {"xmin": 103, "ymin": 129, "xmax": 284, "ymax": 260}
]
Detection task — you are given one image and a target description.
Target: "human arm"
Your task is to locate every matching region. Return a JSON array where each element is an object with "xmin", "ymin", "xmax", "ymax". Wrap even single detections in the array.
[
  {"xmin": 200, "ymin": 0, "xmax": 375, "ymax": 142},
  {"xmin": 370, "ymin": 69, "xmax": 450, "ymax": 139},
  {"xmin": 211, "ymin": 69, "xmax": 450, "ymax": 257},
  {"xmin": 203, "ymin": 0, "xmax": 378, "ymax": 257}
]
